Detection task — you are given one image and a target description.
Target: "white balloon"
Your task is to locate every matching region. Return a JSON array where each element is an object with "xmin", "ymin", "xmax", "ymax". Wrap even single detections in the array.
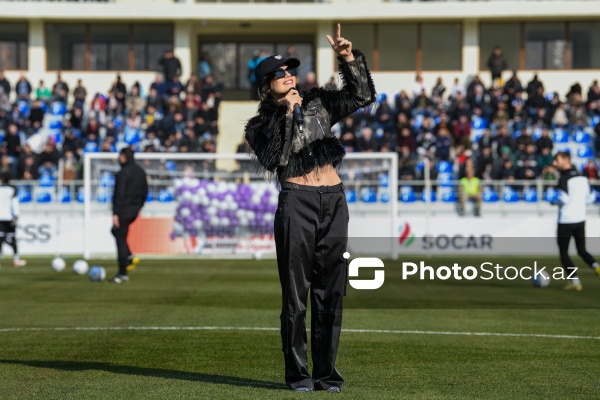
[
  {"xmin": 201, "ymin": 197, "xmax": 210, "ymax": 207},
  {"xmin": 224, "ymin": 194, "xmax": 234, "ymax": 203},
  {"xmin": 182, "ymin": 191, "xmax": 193, "ymax": 201},
  {"xmin": 239, "ymin": 217, "xmax": 249, "ymax": 227},
  {"xmin": 246, "ymin": 210, "xmax": 255, "ymax": 220},
  {"xmin": 173, "ymin": 222, "xmax": 185, "ymax": 235},
  {"xmin": 263, "ymin": 213, "xmax": 274, "ymax": 223},
  {"xmin": 236, "ymin": 209, "xmax": 246, "ymax": 219},
  {"xmin": 210, "ymin": 216, "xmax": 220, "ymax": 226},
  {"xmin": 220, "ymin": 217, "xmax": 230, "ymax": 226},
  {"xmin": 191, "ymin": 194, "xmax": 202, "ymax": 205},
  {"xmin": 193, "ymin": 220, "xmax": 204, "ymax": 230},
  {"xmin": 180, "ymin": 207, "xmax": 191, "ymax": 218},
  {"xmin": 251, "ymin": 195, "xmax": 261, "ymax": 205},
  {"xmin": 268, "ymin": 196, "xmax": 278, "ymax": 206},
  {"xmin": 174, "ymin": 179, "xmax": 183, "ymax": 189},
  {"xmin": 206, "ymin": 206, "xmax": 218, "ymax": 216},
  {"xmin": 198, "ymin": 188, "xmax": 207, "ymax": 197}
]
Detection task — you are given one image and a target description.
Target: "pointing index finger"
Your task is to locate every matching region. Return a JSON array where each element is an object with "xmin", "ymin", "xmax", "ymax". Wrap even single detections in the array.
[{"xmin": 336, "ymin": 23, "xmax": 341, "ymax": 39}]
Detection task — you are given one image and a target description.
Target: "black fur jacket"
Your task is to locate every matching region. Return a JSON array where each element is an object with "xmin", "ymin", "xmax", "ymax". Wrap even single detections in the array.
[{"xmin": 244, "ymin": 49, "xmax": 376, "ymax": 184}]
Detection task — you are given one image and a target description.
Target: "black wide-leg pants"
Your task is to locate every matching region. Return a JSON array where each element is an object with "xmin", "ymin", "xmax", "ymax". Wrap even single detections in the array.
[{"xmin": 274, "ymin": 182, "xmax": 349, "ymax": 391}]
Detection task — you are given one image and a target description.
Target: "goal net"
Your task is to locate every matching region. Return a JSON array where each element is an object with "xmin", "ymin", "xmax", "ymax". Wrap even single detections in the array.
[{"xmin": 83, "ymin": 152, "xmax": 398, "ymax": 259}]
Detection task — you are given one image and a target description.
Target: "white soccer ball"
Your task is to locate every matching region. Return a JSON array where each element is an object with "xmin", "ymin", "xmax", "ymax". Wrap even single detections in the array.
[
  {"xmin": 88, "ymin": 266, "xmax": 106, "ymax": 282},
  {"xmin": 73, "ymin": 259, "xmax": 89, "ymax": 275},
  {"xmin": 51, "ymin": 257, "xmax": 66, "ymax": 272},
  {"xmin": 253, "ymin": 251, "xmax": 263, "ymax": 260},
  {"xmin": 532, "ymin": 269, "xmax": 551, "ymax": 288}
]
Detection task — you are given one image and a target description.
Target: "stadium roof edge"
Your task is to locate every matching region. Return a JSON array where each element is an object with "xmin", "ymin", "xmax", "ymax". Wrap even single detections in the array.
[{"xmin": 1, "ymin": 1, "xmax": 600, "ymax": 22}]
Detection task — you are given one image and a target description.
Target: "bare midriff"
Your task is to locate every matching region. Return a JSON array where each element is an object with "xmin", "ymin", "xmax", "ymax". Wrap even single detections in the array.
[{"xmin": 285, "ymin": 164, "xmax": 342, "ymax": 186}]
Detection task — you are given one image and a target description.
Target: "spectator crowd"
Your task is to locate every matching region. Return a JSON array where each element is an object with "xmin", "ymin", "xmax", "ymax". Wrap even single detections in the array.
[
  {"xmin": 0, "ymin": 49, "xmax": 223, "ymax": 184},
  {"xmin": 333, "ymin": 72, "xmax": 600, "ymax": 185},
  {"xmin": 1, "ymin": 48, "xmax": 600, "ymax": 191}
]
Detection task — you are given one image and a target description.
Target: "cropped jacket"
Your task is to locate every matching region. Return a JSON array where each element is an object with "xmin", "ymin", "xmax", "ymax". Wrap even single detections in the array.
[{"xmin": 244, "ymin": 49, "xmax": 376, "ymax": 184}]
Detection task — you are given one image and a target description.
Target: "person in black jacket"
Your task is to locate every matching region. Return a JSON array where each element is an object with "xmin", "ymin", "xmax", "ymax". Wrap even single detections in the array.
[
  {"xmin": 159, "ymin": 50, "xmax": 182, "ymax": 83},
  {"xmin": 487, "ymin": 46, "xmax": 507, "ymax": 87},
  {"xmin": 109, "ymin": 147, "xmax": 148, "ymax": 283},
  {"xmin": 244, "ymin": 23, "xmax": 375, "ymax": 393}
]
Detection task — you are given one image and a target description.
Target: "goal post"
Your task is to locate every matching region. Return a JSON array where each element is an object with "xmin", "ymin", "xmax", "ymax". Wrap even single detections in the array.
[{"xmin": 83, "ymin": 152, "xmax": 398, "ymax": 260}]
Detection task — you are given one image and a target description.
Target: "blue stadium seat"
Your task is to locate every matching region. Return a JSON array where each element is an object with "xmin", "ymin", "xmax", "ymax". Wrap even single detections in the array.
[
  {"xmin": 532, "ymin": 128, "xmax": 542, "ymax": 141},
  {"xmin": 39, "ymin": 174, "xmax": 54, "ymax": 188},
  {"xmin": 165, "ymin": 161, "xmax": 177, "ymax": 172},
  {"xmin": 574, "ymin": 131, "xmax": 591, "ymax": 144},
  {"xmin": 18, "ymin": 100, "xmax": 29, "ymax": 116},
  {"xmin": 437, "ymin": 161, "xmax": 452, "ymax": 173},
  {"xmin": 378, "ymin": 173, "xmax": 389, "ymax": 188},
  {"xmin": 345, "ymin": 189, "xmax": 357, "ymax": 204},
  {"xmin": 96, "ymin": 189, "xmax": 112, "ymax": 203},
  {"xmin": 399, "ymin": 186, "xmax": 416, "ymax": 203},
  {"xmin": 595, "ymin": 191, "xmax": 600, "ymax": 204},
  {"xmin": 482, "ymin": 187, "xmax": 499, "ymax": 203},
  {"xmin": 36, "ymin": 191, "xmax": 52, "ymax": 203},
  {"xmin": 438, "ymin": 172, "xmax": 454, "ymax": 187},
  {"xmin": 553, "ymin": 129, "xmax": 569, "ymax": 143},
  {"xmin": 440, "ymin": 189, "xmax": 457, "ymax": 203},
  {"xmin": 50, "ymin": 102, "xmax": 66, "ymax": 116},
  {"xmin": 84, "ymin": 142, "xmax": 99, "ymax": 153},
  {"xmin": 376, "ymin": 93, "xmax": 387, "ymax": 103},
  {"xmin": 523, "ymin": 188, "xmax": 538, "ymax": 203},
  {"xmin": 99, "ymin": 172, "xmax": 115, "ymax": 187},
  {"xmin": 39, "ymin": 102, "xmax": 47, "ymax": 114},
  {"xmin": 591, "ymin": 116, "xmax": 600, "ymax": 128},
  {"xmin": 512, "ymin": 130, "xmax": 522, "ymax": 139},
  {"xmin": 577, "ymin": 145, "xmax": 593, "ymax": 158},
  {"xmin": 471, "ymin": 116, "xmax": 487, "ymax": 130},
  {"xmin": 18, "ymin": 188, "xmax": 32, "ymax": 203},
  {"xmin": 421, "ymin": 189, "xmax": 437, "ymax": 202},
  {"xmin": 361, "ymin": 188, "xmax": 377, "ymax": 203},
  {"xmin": 146, "ymin": 190, "xmax": 154, "ymax": 202},
  {"xmin": 416, "ymin": 161, "xmax": 425, "ymax": 174},
  {"xmin": 544, "ymin": 188, "xmax": 558, "ymax": 203},
  {"xmin": 502, "ymin": 188, "xmax": 519, "ymax": 202},
  {"xmin": 60, "ymin": 188, "xmax": 72, "ymax": 203},
  {"xmin": 379, "ymin": 189, "xmax": 390, "ymax": 203},
  {"xmin": 157, "ymin": 189, "xmax": 174, "ymax": 203},
  {"xmin": 49, "ymin": 119, "xmax": 63, "ymax": 130}
]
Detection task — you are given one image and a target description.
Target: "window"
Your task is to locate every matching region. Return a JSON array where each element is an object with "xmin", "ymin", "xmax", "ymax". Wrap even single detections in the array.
[
  {"xmin": 525, "ymin": 23, "xmax": 566, "ymax": 70},
  {"xmin": 0, "ymin": 23, "xmax": 28, "ymax": 70},
  {"xmin": 569, "ymin": 22, "xmax": 600, "ymax": 69},
  {"xmin": 199, "ymin": 40, "xmax": 314, "ymax": 90},
  {"xmin": 378, "ymin": 24, "xmax": 417, "ymax": 71},
  {"xmin": 133, "ymin": 25, "xmax": 173, "ymax": 72},
  {"xmin": 479, "ymin": 23, "xmax": 520, "ymax": 72},
  {"xmin": 422, "ymin": 23, "xmax": 462, "ymax": 71},
  {"xmin": 343, "ymin": 24, "xmax": 375, "ymax": 67},
  {"xmin": 46, "ymin": 23, "xmax": 173, "ymax": 71}
]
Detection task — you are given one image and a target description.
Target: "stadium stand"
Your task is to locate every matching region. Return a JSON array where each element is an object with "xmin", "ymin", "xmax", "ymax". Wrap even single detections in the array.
[{"xmin": 0, "ymin": 63, "xmax": 599, "ymax": 206}]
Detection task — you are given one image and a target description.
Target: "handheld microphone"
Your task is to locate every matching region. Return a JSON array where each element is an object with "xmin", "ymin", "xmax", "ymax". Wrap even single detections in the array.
[
  {"xmin": 293, "ymin": 103, "xmax": 304, "ymax": 134},
  {"xmin": 289, "ymin": 87, "xmax": 304, "ymax": 134}
]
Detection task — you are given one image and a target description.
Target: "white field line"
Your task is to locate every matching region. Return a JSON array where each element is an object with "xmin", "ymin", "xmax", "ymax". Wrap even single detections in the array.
[{"xmin": 0, "ymin": 326, "xmax": 598, "ymax": 340}]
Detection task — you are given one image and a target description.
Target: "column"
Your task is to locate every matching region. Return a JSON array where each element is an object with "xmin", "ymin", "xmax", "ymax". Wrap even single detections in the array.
[
  {"xmin": 316, "ymin": 21, "xmax": 335, "ymax": 87},
  {"xmin": 28, "ymin": 19, "xmax": 45, "ymax": 80},
  {"xmin": 462, "ymin": 19, "xmax": 479, "ymax": 78},
  {"xmin": 174, "ymin": 21, "xmax": 193, "ymax": 79}
]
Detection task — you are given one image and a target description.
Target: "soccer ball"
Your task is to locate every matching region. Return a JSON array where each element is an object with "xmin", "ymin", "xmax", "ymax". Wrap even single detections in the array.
[
  {"xmin": 73, "ymin": 259, "xmax": 89, "ymax": 275},
  {"xmin": 532, "ymin": 269, "xmax": 551, "ymax": 288},
  {"xmin": 88, "ymin": 266, "xmax": 106, "ymax": 282},
  {"xmin": 51, "ymin": 257, "xmax": 66, "ymax": 272},
  {"xmin": 252, "ymin": 251, "xmax": 263, "ymax": 261}
]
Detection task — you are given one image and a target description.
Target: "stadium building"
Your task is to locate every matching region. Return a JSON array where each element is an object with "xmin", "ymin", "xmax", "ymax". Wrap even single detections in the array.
[{"xmin": 2, "ymin": 0, "xmax": 600, "ymax": 97}]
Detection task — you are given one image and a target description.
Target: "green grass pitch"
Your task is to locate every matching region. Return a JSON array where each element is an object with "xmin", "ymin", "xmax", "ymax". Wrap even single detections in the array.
[{"xmin": 0, "ymin": 257, "xmax": 599, "ymax": 400}]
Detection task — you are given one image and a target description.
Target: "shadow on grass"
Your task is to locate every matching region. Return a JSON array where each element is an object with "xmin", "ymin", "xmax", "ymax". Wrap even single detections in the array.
[{"xmin": 0, "ymin": 359, "xmax": 286, "ymax": 390}]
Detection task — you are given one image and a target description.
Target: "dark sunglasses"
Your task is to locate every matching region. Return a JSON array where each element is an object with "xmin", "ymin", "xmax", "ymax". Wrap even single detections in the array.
[{"xmin": 270, "ymin": 68, "xmax": 298, "ymax": 80}]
